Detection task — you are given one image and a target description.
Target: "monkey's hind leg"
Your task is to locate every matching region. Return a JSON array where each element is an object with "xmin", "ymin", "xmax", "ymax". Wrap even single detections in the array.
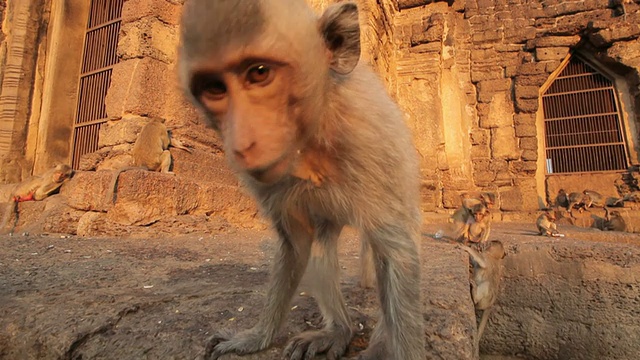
[
  {"xmin": 159, "ymin": 150, "xmax": 174, "ymax": 174},
  {"xmin": 204, "ymin": 218, "xmax": 314, "ymax": 360},
  {"xmin": 354, "ymin": 226, "xmax": 425, "ymax": 360},
  {"xmin": 283, "ymin": 223, "xmax": 352, "ymax": 360}
]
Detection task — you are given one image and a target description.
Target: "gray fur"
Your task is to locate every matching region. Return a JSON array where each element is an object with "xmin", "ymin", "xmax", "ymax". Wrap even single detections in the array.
[{"xmin": 179, "ymin": 1, "xmax": 425, "ymax": 359}]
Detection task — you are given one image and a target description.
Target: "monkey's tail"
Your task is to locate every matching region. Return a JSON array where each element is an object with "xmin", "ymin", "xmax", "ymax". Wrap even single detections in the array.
[
  {"xmin": 105, "ymin": 167, "xmax": 144, "ymax": 206},
  {"xmin": 476, "ymin": 307, "xmax": 493, "ymax": 348}
]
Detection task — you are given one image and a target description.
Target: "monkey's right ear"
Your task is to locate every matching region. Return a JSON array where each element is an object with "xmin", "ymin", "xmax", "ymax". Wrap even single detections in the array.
[{"xmin": 319, "ymin": 2, "xmax": 361, "ymax": 75}]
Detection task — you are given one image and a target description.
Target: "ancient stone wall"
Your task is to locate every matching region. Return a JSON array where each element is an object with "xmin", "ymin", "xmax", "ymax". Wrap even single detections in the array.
[{"xmin": 393, "ymin": 0, "xmax": 640, "ymax": 213}]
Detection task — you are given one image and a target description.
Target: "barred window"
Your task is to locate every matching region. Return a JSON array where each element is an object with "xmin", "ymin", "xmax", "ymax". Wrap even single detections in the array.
[
  {"xmin": 71, "ymin": 0, "xmax": 124, "ymax": 169},
  {"xmin": 542, "ymin": 54, "xmax": 629, "ymax": 174}
]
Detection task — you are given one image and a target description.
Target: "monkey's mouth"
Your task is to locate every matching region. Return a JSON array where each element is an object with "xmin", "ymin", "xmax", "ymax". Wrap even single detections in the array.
[{"xmin": 247, "ymin": 154, "xmax": 293, "ymax": 184}]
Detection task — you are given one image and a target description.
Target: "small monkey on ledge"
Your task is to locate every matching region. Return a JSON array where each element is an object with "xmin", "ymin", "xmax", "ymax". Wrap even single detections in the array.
[
  {"xmin": 106, "ymin": 118, "xmax": 192, "ymax": 204},
  {"xmin": 178, "ymin": 1, "xmax": 425, "ymax": 359},
  {"xmin": 0, "ymin": 164, "xmax": 73, "ymax": 234}
]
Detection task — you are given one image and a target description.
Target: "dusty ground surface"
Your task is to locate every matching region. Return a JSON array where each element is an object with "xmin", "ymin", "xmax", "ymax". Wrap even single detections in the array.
[{"xmin": 0, "ymin": 221, "xmax": 638, "ymax": 360}]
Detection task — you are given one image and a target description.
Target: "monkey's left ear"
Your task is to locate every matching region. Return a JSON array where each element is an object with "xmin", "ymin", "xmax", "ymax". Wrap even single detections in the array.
[{"xmin": 319, "ymin": 2, "xmax": 361, "ymax": 75}]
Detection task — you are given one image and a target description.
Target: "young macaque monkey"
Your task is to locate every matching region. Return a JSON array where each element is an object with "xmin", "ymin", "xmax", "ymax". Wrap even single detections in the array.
[
  {"xmin": 452, "ymin": 202, "xmax": 490, "ymax": 246},
  {"xmin": 604, "ymin": 208, "xmax": 626, "ymax": 232},
  {"xmin": 582, "ymin": 190, "xmax": 605, "ymax": 209},
  {"xmin": 0, "ymin": 164, "xmax": 73, "ymax": 234},
  {"xmin": 555, "ymin": 189, "xmax": 569, "ymax": 209},
  {"xmin": 536, "ymin": 210, "xmax": 564, "ymax": 237},
  {"xmin": 178, "ymin": 1, "xmax": 424, "ymax": 360},
  {"xmin": 459, "ymin": 240, "xmax": 506, "ymax": 346},
  {"xmin": 567, "ymin": 191, "xmax": 588, "ymax": 217},
  {"xmin": 106, "ymin": 118, "xmax": 192, "ymax": 204}
]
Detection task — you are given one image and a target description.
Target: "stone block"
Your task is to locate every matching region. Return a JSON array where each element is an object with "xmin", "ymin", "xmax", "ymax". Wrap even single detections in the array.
[
  {"xmin": 515, "ymin": 123, "xmax": 537, "ymax": 137},
  {"xmin": 477, "ymin": 79, "xmax": 512, "ymax": 103},
  {"xmin": 499, "ymin": 186, "xmax": 524, "ymax": 211},
  {"xmin": 520, "ymin": 137, "xmax": 537, "ymax": 151},
  {"xmin": 504, "ymin": 26, "xmax": 537, "ymax": 44},
  {"xmin": 515, "ymin": 85, "xmax": 540, "ymax": 100},
  {"xmin": 515, "ymin": 74, "xmax": 549, "ymax": 87},
  {"xmin": 522, "ymin": 150, "xmax": 538, "ymax": 161},
  {"xmin": 471, "ymin": 49, "xmax": 499, "ymax": 63},
  {"xmin": 510, "ymin": 160, "xmax": 538, "ymax": 173},
  {"xmin": 517, "ymin": 62, "xmax": 548, "ymax": 76},
  {"xmin": 491, "ymin": 127, "xmax": 520, "ymax": 160},
  {"xmin": 494, "ymin": 171, "xmax": 513, "ymax": 186},
  {"xmin": 63, "ymin": 170, "xmax": 113, "ymax": 212},
  {"xmin": 122, "ymin": 0, "xmax": 182, "ymax": 25},
  {"xmin": 196, "ymin": 183, "xmax": 260, "ymax": 228},
  {"xmin": 470, "ymin": 128, "xmax": 489, "ymax": 145},
  {"xmin": 594, "ymin": 20, "xmax": 640, "ymax": 45},
  {"xmin": 474, "ymin": 170, "xmax": 496, "ymax": 186},
  {"xmin": 514, "ymin": 113, "xmax": 536, "ymax": 126},
  {"xmin": 119, "ymin": 17, "xmax": 178, "ymax": 64},
  {"xmin": 98, "ymin": 115, "xmax": 148, "ymax": 148},
  {"xmin": 480, "ymin": 92, "xmax": 514, "ymax": 128},
  {"xmin": 106, "ymin": 170, "xmax": 199, "ymax": 226},
  {"xmin": 472, "ymin": 29, "xmax": 503, "ymax": 44},
  {"xmin": 471, "ymin": 144, "xmax": 491, "ymax": 159},
  {"xmin": 471, "ymin": 65, "xmax": 504, "ymax": 82},
  {"xmin": 536, "ymin": 47, "xmax": 570, "ymax": 61},
  {"xmin": 515, "ymin": 98, "xmax": 539, "ymax": 113},
  {"xmin": 172, "ymin": 150, "xmax": 238, "ymax": 187},
  {"xmin": 105, "ymin": 58, "xmax": 200, "ymax": 125},
  {"xmin": 526, "ymin": 35, "xmax": 580, "ymax": 49},
  {"xmin": 490, "ymin": 159, "xmax": 509, "ymax": 172}
]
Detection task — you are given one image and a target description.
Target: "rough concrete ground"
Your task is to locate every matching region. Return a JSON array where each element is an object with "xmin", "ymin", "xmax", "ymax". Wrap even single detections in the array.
[
  {"xmin": 0, "ymin": 225, "xmax": 476, "ymax": 360},
  {"xmin": 0, "ymin": 222, "xmax": 638, "ymax": 360}
]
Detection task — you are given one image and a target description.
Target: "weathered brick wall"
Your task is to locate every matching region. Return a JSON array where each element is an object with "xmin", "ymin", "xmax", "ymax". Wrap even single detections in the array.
[
  {"xmin": 392, "ymin": 0, "xmax": 640, "ymax": 212},
  {"xmin": 94, "ymin": 0, "xmax": 640, "ymax": 219}
]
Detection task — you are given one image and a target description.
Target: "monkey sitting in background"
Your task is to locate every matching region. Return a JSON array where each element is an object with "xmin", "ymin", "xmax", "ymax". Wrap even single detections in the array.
[
  {"xmin": 536, "ymin": 210, "xmax": 563, "ymax": 237},
  {"xmin": 458, "ymin": 240, "xmax": 506, "ymax": 347},
  {"xmin": 106, "ymin": 118, "xmax": 192, "ymax": 204},
  {"xmin": 179, "ymin": 1, "xmax": 425, "ymax": 360},
  {"xmin": 603, "ymin": 208, "xmax": 626, "ymax": 232},
  {"xmin": 0, "ymin": 164, "xmax": 74, "ymax": 234},
  {"xmin": 555, "ymin": 189, "xmax": 569, "ymax": 209}
]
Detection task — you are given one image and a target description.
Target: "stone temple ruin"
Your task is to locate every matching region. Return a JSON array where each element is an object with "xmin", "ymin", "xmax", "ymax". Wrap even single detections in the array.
[{"xmin": 0, "ymin": 0, "xmax": 639, "ymax": 359}]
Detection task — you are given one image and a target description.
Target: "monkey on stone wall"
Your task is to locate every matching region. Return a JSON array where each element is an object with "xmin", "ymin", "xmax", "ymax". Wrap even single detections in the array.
[
  {"xmin": 459, "ymin": 240, "xmax": 506, "ymax": 347},
  {"xmin": 178, "ymin": 1, "xmax": 425, "ymax": 360},
  {"xmin": 105, "ymin": 118, "xmax": 192, "ymax": 204},
  {"xmin": 0, "ymin": 164, "xmax": 73, "ymax": 234},
  {"xmin": 603, "ymin": 208, "xmax": 626, "ymax": 232},
  {"xmin": 536, "ymin": 210, "xmax": 563, "ymax": 237}
]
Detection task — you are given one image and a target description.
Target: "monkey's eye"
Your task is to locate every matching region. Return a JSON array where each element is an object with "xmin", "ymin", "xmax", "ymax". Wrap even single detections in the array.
[
  {"xmin": 246, "ymin": 64, "xmax": 273, "ymax": 85},
  {"xmin": 199, "ymin": 79, "xmax": 227, "ymax": 101}
]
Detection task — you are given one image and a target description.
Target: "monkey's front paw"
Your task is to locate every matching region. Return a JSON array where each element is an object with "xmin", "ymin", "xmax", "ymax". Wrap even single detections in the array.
[
  {"xmin": 283, "ymin": 327, "xmax": 352, "ymax": 360},
  {"xmin": 204, "ymin": 329, "xmax": 270, "ymax": 360}
]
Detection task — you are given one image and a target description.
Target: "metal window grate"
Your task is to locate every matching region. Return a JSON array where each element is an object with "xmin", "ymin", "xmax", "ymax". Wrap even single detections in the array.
[
  {"xmin": 542, "ymin": 55, "xmax": 629, "ymax": 174},
  {"xmin": 71, "ymin": 0, "xmax": 124, "ymax": 169}
]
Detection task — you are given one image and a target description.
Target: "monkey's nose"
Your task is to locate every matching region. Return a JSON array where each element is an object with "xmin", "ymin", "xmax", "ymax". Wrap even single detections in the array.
[{"xmin": 233, "ymin": 142, "xmax": 257, "ymax": 164}]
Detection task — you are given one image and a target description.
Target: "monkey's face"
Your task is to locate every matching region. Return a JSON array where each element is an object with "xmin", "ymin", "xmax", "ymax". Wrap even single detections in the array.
[
  {"xmin": 190, "ymin": 58, "xmax": 306, "ymax": 184},
  {"xmin": 179, "ymin": 1, "xmax": 360, "ymax": 185}
]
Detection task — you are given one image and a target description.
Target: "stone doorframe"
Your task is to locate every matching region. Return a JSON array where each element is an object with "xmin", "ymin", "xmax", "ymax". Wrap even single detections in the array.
[{"xmin": 33, "ymin": 0, "xmax": 90, "ymax": 174}]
